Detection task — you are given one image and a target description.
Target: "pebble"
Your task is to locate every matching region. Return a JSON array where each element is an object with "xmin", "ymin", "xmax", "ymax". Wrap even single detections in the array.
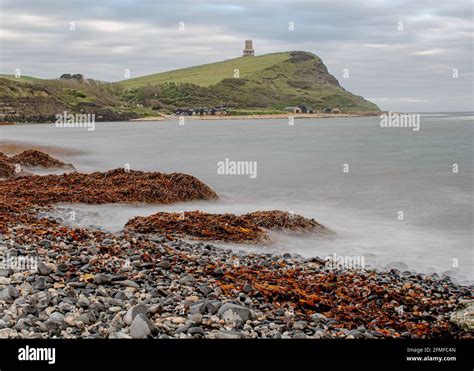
[
  {"xmin": 130, "ymin": 314, "xmax": 157, "ymax": 339},
  {"xmin": 218, "ymin": 303, "xmax": 254, "ymax": 324},
  {"xmin": 187, "ymin": 327, "xmax": 205, "ymax": 337},
  {"xmin": 293, "ymin": 321, "xmax": 307, "ymax": 330},
  {"xmin": 94, "ymin": 273, "xmax": 113, "ymax": 285},
  {"xmin": 157, "ymin": 260, "xmax": 171, "ymax": 270},
  {"xmin": 124, "ymin": 304, "xmax": 148, "ymax": 326},
  {"xmin": 0, "ymin": 220, "xmax": 470, "ymax": 340}
]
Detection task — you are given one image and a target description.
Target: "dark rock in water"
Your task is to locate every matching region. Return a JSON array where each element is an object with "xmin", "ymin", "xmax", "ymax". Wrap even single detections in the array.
[{"xmin": 130, "ymin": 314, "xmax": 157, "ymax": 339}]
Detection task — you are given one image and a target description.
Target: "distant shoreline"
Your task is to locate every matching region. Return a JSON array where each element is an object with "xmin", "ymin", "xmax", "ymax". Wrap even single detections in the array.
[
  {"xmin": 133, "ymin": 111, "xmax": 382, "ymax": 121},
  {"xmin": 0, "ymin": 111, "xmax": 383, "ymax": 125}
]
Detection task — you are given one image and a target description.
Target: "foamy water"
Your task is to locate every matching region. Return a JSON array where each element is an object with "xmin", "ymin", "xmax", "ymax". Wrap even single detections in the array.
[{"xmin": 1, "ymin": 113, "xmax": 472, "ymax": 283}]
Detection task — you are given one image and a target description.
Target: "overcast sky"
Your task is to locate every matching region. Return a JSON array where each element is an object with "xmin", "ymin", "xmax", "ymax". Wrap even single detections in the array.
[{"xmin": 1, "ymin": 0, "xmax": 472, "ymax": 111}]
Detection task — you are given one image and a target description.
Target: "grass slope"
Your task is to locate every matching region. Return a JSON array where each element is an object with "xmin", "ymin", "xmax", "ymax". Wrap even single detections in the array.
[
  {"xmin": 119, "ymin": 53, "xmax": 291, "ymax": 88},
  {"xmin": 0, "ymin": 74, "xmax": 42, "ymax": 83}
]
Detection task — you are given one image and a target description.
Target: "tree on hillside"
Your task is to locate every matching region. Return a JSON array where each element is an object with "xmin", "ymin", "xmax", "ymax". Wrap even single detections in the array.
[
  {"xmin": 59, "ymin": 73, "xmax": 84, "ymax": 81},
  {"xmin": 71, "ymin": 74, "xmax": 84, "ymax": 81}
]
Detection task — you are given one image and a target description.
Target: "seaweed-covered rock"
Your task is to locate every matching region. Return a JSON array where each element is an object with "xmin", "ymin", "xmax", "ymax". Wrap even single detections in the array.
[
  {"xmin": 125, "ymin": 210, "xmax": 329, "ymax": 243},
  {"xmin": 0, "ymin": 169, "xmax": 218, "ymax": 206},
  {"xmin": 9, "ymin": 150, "xmax": 75, "ymax": 170},
  {"xmin": 126, "ymin": 211, "xmax": 269, "ymax": 243},
  {"xmin": 241, "ymin": 210, "xmax": 329, "ymax": 233}
]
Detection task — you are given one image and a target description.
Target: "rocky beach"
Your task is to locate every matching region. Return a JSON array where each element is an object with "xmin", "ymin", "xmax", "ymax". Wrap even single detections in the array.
[{"xmin": 0, "ymin": 150, "xmax": 472, "ymax": 340}]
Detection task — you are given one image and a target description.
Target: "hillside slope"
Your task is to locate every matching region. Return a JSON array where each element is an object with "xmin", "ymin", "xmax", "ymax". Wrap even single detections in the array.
[
  {"xmin": 120, "ymin": 52, "xmax": 292, "ymax": 88},
  {"xmin": 0, "ymin": 78, "xmax": 145, "ymax": 123},
  {"xmin": 119, "ymin": 51, "xmax": 380, "ymax": 112}
]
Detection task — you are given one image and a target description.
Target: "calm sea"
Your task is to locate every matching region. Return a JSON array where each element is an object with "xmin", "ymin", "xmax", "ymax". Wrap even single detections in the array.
[{"xmin": 1, "ymin": 112, "xmax": 472, "ymax": 282}]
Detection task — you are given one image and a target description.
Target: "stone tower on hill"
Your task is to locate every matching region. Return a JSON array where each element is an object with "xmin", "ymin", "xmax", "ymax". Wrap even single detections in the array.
[{"xmin": 242, "ymin": 40, "xmax": 255, "ymax": 56}]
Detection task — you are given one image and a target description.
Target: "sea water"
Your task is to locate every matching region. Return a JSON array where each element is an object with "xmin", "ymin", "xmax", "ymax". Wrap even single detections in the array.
[{"xmin": 1, "ymin": 113, "xmax": 472, "ymax": 282}]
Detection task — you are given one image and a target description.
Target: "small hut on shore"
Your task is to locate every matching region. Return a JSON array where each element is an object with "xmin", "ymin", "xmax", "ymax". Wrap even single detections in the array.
[{"xmin": 284, "ymin": 106, "xmax": 302, "ymax": 113}]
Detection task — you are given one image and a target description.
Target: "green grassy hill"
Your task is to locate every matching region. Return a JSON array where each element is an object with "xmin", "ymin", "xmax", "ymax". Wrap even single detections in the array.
[
  {"xmin": 0, "ymin": 74, "xmax": 42, "ymax": 83},
  {"xmin": 120, "ymin": 53, "xmax": 292, "ymax": 88},
  {"xmin": 118, "ymin": 51, "xmax": 380, "ymax": 112}
]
